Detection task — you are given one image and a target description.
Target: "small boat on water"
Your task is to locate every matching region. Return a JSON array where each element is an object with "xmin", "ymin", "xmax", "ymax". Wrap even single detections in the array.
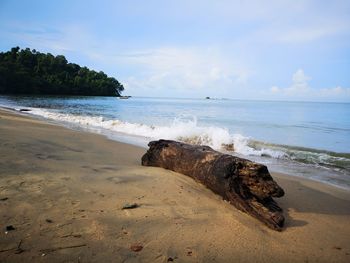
[{"xmin": 118, "ymin": 96, "xmax": 132, "ymax": 99}]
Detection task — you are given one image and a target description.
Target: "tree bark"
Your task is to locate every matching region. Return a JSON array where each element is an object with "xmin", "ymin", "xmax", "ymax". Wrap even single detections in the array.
[{"xmin": 141, "ymin": 140, "xmax": 285, "ymax": 231}]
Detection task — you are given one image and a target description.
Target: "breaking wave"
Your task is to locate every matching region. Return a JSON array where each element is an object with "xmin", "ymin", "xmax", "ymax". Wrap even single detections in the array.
[{"xmin": 28, "ymin": 108, "xmax": 285, "ymax": 157}]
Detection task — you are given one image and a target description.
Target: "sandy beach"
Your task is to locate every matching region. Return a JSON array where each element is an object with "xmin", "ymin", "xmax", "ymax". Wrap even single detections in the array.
[{"xmin": 0, "ymin": 108, "xmax": 349, "ymax": 263}]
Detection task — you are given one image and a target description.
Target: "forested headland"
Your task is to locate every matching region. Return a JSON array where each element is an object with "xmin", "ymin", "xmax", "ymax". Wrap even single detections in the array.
[{"xmin": 0, "ymin": 47, "xmax": 124, "ymax": 96}]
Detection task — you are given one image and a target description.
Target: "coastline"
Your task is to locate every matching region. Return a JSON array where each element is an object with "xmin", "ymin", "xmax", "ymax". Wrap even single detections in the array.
[
  {"xmin": 1, "ymin": 96, "xmax": 349, "ymax": 191},
  {"xmin": 1, "ymin": 108, "xmax": 349, "ymax": 262}
]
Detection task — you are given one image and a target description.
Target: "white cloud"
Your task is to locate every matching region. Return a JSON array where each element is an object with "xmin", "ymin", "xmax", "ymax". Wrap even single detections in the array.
[
  {"xmin": 119, "ymin": 47, "xmax": 251, "ymax": 96},
  {"xmin": 8, "ymin": 23, "xmax": 85, "ymax": 53},
  {"xmin": 270, "ymin": 69, "xmax": 350, "ymax": 100},
  {"xmin": 270, "ymin": 86, "xmax": 280, "ymax": 94},
  {"xmin": 277, "ymin": 24, "xmax": 349, "ymax": 43},
  {"xmin": 289, "ymin": 69, "xmax": 311, "ymax": 93},
  {"xmin": 270, "ymin": 69, "xmax": 310, "ymax": 96},
  {"xmin": 319, "ymin": 86, "xmax": 350, "ymax": 97}
]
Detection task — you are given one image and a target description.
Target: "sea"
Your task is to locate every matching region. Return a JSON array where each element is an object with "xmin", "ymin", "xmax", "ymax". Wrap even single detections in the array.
[{"xmin": 1, "ymin": 95, "xmax": 349, "ymax": 190}]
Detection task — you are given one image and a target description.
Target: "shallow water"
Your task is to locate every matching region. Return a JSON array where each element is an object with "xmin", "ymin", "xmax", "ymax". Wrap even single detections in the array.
[{"xmin": 1, "ymin": 95, "xmax": 349, "ymax": 189}]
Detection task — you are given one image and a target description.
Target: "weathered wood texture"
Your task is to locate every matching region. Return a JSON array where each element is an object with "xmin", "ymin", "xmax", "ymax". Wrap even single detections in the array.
[{"xmin": 141, "ymin": 140, "xmax": 285, "ymax": 231}]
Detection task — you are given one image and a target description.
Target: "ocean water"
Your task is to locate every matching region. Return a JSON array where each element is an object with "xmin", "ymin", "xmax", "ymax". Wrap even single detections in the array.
[{"xmin": 1, "ymin": 95, "xmax": 350, "ymax": 189}]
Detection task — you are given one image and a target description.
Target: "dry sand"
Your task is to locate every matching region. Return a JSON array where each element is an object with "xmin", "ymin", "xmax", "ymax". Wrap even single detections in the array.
[{"xmin": 0, "ymin": 108, "xmax": 349, "ymax": 263}]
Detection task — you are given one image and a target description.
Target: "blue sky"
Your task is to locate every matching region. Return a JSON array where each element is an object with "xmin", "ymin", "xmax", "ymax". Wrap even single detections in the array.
[{"xmin": 0, "ymin": 0, "xmax": 349, "ymax": 101}]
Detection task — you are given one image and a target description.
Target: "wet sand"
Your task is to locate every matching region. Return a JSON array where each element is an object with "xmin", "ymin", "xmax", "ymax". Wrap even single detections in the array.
[{"xmin": 0, "ymin": 108, "xmax": 349, "ymax": 263}]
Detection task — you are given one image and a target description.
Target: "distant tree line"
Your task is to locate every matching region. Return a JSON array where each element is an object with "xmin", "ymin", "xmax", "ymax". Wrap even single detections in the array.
[{"xmin": 0, "ymin": 47, "xmax": 124, "ymax": 96}]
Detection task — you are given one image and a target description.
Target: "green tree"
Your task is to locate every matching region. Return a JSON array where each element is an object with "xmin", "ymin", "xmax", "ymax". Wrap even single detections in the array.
[{"xmin": 0, "ymin": 47, "xmax": 124, "ymax": 96}]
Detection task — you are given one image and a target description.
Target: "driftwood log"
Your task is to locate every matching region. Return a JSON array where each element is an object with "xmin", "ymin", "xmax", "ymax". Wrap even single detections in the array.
[{"xmin": 141, "ymin": 140, "xmax": 285, "ymax": 231}]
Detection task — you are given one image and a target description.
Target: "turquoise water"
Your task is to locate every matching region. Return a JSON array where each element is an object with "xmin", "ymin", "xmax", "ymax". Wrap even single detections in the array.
[{"xmin": 1, "ymin": 95, "xmax": 350, "ymax": 189}]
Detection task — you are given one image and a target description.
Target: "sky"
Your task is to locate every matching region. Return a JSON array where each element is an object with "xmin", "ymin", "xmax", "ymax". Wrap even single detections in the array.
[{"xmin": 0, "ymin": 0, "xmax": 349, "ymax": 101}]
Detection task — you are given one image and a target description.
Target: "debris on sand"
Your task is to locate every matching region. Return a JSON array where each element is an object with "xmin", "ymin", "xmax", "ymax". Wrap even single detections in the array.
[
  {"xmin": 5, "ymin": 225, "xmax": 15, "ymax": 231},
  {"xmin": 122, "ymin": 203, "xmax": 140, "ymax": 210},
  {"xmin": 130, "ymin": 244, "xmax": 143, "ymax": 252}
]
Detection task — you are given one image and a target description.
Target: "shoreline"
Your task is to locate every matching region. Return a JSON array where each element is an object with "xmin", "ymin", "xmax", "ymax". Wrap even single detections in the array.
[
  {"xmin": 1, "ymin": 108, "xmax": 350, "ymax": 262},
  {"xmin": 1, "ymin": 105, "xmax": 349, "ymax": 192},
  {"xmin": 2, "ymin": 104, "xmax": 349, "ymax": 194}
]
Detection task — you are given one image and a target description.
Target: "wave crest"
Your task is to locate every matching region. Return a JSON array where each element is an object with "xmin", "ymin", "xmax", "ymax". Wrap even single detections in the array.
[{"xmin": 29, "ymin": 108, "xmax": 283, "ymax": 157}]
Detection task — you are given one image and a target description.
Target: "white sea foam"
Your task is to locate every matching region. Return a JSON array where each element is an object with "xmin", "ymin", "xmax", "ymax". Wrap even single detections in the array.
[
  {"xmin": 28, "ymin": 108, "xmax": 286, "ymax": 158},
  {"xmin": 230, "ymin": 134, "xmax": 286, "ymax": 158}
]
